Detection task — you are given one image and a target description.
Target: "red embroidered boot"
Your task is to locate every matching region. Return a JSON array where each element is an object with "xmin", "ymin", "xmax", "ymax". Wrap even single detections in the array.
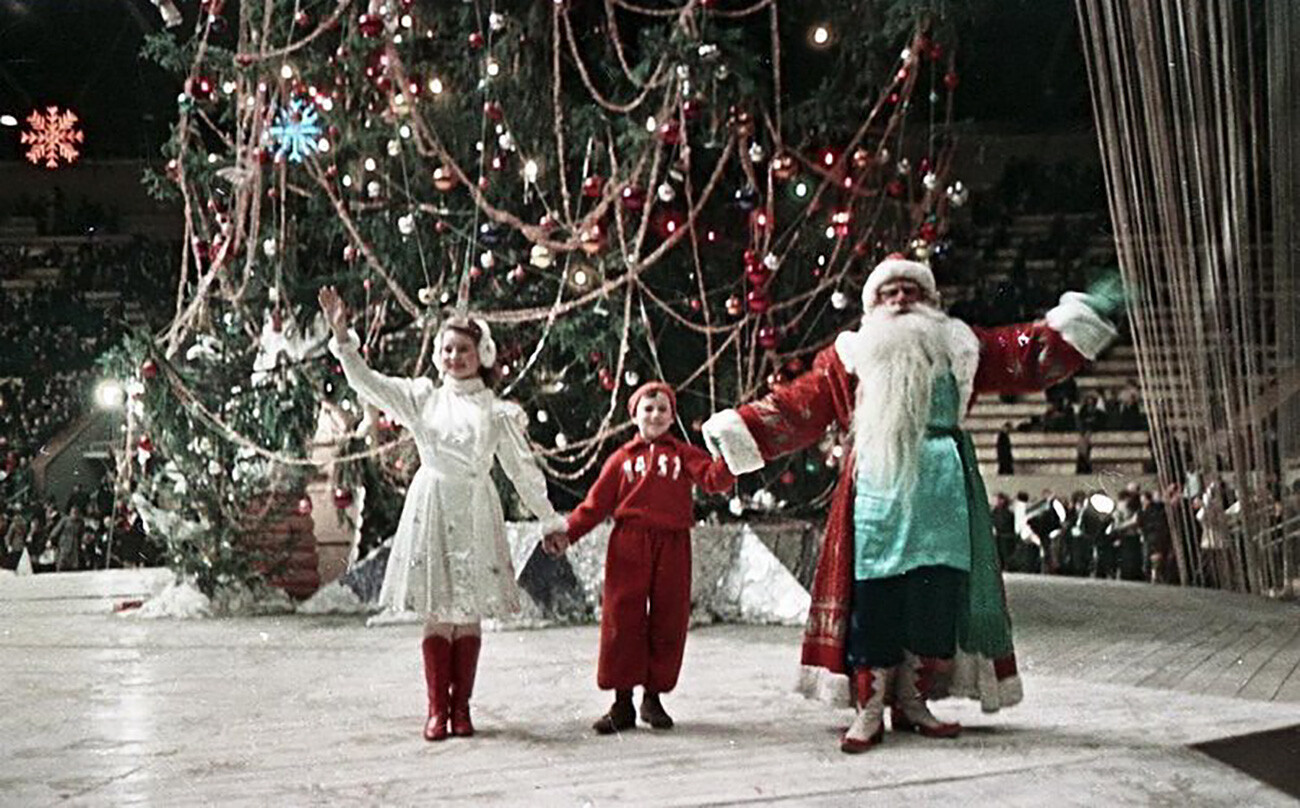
[
  {"xmin": 840, "ymin": 667, "xmax": 887, "ymax": 754},
  {"xmin": 421, "ymin": 635, "xmax": 452, "ymax": 741},
  {"xmin": 891, "ymin": 653, "xmax": 961, "ymax": 738},
  {"xmin": 450, "ymin": 634, "xmax": 482, "ymax": 737}
]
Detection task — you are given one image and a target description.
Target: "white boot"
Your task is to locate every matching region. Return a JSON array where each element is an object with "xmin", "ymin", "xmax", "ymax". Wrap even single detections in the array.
[
  {"xmin": 841, "ymin": 667, "xmax": 888, "ymax": 754},
  {"xmin": 892, "ymin": 652, "xmax": 961, "ymax": 738}
]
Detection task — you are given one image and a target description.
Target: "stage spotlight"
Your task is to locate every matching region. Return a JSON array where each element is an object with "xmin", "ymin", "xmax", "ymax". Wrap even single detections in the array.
[{"xmin": 95, "ymin": 379, "xmax": 125, "ymax": 409}]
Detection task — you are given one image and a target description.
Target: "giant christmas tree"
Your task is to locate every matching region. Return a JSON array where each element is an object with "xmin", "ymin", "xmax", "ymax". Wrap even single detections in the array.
[{"xmin": 113, "ymin": 0, "xmax": 975, "ymax": 594}]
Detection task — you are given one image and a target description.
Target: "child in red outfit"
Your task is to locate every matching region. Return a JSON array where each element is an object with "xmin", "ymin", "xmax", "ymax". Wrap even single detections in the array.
[{"xmin": 543, "ymin": 381, "xmax": 734, "ymax": 734}]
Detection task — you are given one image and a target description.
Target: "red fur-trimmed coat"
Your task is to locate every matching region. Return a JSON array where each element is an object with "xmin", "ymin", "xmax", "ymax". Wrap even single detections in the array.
[{"xmin": 706, "ymin": 302, "xmax": 1113, "ymax": 710}]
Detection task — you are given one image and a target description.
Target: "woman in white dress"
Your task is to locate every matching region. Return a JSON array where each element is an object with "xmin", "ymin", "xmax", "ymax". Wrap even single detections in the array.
[{"xmin": 319, "ymin": 287, "xmax": 566, "ymax": 742}]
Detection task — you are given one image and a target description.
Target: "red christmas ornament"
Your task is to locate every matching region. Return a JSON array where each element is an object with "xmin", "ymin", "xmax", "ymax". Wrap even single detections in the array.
[
  {"xmin": 621, "ymin": 185, "xmax": 647, "ymax": 211},
  {"xmin": 745, "ymin": 262, "xmax": 771, "ymax": 287},
  {"xmin": 185, "ymin": 76, "xmax": 214, "ymax": 102},
  {"xmin": 657, "ymin": 119, "xmax": 682, "ymax": 145},
  {"xmin": 137, "ymin": 436, "xmax": 154, "ymax": 454},
  {"xmin": 746, "ymin": 289, "xmax": 771, "ymax": 314},
  {"xmin": 918, "ymin": 222, "xmax": 939, "ymax": 243},
  {"xmin": 728, "ymin": 106, "xmax": 755, "ymax": 138},
  {"xmin": 682, "ymin": 98, "xmax": 704, "ymax": 122},
  {"xmin": 929, "ymin": 43, "xmax": 945, "ymax": 61},
  {"xmin": 432, "ymin": 164, "xmax": 458, "ymax": 192},
  {"xmin": 771, "ymin": 153, "xmax": 797, "ymax": 180},
  {"xmin": 294, "ymin": 10, "xmax": 312, "ymax": 27},
  {"xmin": 588, "ymin": 350, "xmax": 605, "ymax": 364},
  {"xmin": 580, "ymin": 223, "xmax": 605, "ymax": 255},
  {"xmin": 332, "ymin": 487, "xmax": 354, "ymax": 509},
  {"xmin": 295, "ymin": 496, "xmax": 314, "ymax": 516},
  {"xmin": 357, "ymin": 13, "xmax": 384, "ymax": 38},
  {"xmin": 141, "ymin": 359, "xmax": 158, "ymax": 380},
  {"xmin": 364, "ymin": 49, "xmax": 391, "ymax": 83},
  {"xmin": 778, "ymin": 469, "xmax": 797, "ymax": 485},
  {"xmin": 943, "ymin": 71, "xmax": 960, "ymax": 90},
  {"xmin": 483, "ymin": 101, "xmax": 504, "ymax": 121},
  {"xmin": 598, "ymin": 368, "xmax": 616, "ymax": 391},
  {"xmin": 886, "ymin": 179, "xmax": 906, "ymax": 198},
  {"xmin": 757, "ymin": 325, "xmax": 780, "ymax": 350},
  {"xmin": 468, "ymin": 31, "xmax": 485, "ymax": 49},
  {"xmin": 581, "ymin": 175, "xmax": 604, "ymax": 198}
]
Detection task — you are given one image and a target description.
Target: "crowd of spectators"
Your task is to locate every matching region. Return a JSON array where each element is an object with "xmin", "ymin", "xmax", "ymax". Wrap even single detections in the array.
[
  {"xmin": 992, "ymin": 477, "xmax": 1300, "ymax": 590},
  {"xmin": 0, "ymin": 234, "xmax": 176, "ymax": 574}
]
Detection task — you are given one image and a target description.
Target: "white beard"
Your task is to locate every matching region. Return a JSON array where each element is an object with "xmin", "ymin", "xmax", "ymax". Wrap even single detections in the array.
[{"xmin": 846, "ymin": 304, "xmax": 951, "ymax": 491}]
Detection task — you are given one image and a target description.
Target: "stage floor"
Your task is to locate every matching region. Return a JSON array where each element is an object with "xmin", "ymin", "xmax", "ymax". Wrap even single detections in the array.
[{"xmin": 3, "ymin": 572, "xmax": 1299, "ymax": 806}]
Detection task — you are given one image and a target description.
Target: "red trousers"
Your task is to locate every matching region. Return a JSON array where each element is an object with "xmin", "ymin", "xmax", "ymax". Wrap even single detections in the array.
[{"xmin": 597, "ymin": 524, "xmax": 692, "ymax": 692}]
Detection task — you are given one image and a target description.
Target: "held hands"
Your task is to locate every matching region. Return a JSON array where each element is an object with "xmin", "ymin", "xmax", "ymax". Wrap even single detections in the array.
[
  {"xmin": 541, "ymin": 530, "xmax": 570, "ymax": 557},
  {"xmin": 317, "ymin": 285, "xmax": 350, "ymax": 342}
]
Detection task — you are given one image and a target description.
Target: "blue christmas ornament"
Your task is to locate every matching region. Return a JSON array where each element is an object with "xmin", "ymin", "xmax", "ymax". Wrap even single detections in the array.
[{"xmin": 268, "ymin": 99, "xmax": 323, "ymax": 163}]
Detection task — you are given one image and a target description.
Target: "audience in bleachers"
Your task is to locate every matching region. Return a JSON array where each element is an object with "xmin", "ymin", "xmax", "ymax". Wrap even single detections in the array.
[
  {"xmin": 0, "ymin": 232, "xmax": 176, "ymax": 573},
  {"xmin": 994, "ymin": 476, "xmax": 1300, "ymax": 589}
]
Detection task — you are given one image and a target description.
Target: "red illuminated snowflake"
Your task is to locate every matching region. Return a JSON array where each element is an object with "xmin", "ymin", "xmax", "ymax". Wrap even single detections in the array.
[{"xmin": 21, "ymin": 106, "xmax": 85, "ymax": 169}]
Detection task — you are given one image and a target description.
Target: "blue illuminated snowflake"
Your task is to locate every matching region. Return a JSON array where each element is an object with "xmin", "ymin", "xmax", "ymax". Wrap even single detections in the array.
[{"xmin": 267, "ymin": 99, "xmax": 323, "ymax": 163}]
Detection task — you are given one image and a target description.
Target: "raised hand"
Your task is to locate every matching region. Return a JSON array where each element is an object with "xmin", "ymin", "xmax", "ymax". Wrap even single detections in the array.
[{"xmin": 317, "ymin": 285, "xmax": 349, "ymax": 341}]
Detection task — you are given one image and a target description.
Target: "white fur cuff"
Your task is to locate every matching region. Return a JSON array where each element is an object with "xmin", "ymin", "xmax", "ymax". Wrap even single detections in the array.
[
  {"xmin": 327, "ymin": 329, "xmax": 362, "ymax": 358},
  {"xmin": 1045, "ymin": 292, "xmax": 1119, "ymax": 360},
  {"xmin": 702, "ymin": 409, "xmax": 766, "ymax": 475},
  {"xmin": 537, "ymin": 515, "xmax": 567, "ymax": 538}
]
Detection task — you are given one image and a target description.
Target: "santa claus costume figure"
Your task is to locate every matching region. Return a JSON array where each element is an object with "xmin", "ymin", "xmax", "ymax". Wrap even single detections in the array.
[
  {"xmin": 320, "ymin": 286, "xmax": 567, "ymax": 742},
  {"xmin": 703, "ymin": 257, "xmax": 1123, "ymax": 753}
]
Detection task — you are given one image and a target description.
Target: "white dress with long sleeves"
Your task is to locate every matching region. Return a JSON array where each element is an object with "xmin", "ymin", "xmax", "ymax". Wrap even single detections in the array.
[{"xmin": 329, "ymin": 332, "xmax": 566, "ymax": 621}]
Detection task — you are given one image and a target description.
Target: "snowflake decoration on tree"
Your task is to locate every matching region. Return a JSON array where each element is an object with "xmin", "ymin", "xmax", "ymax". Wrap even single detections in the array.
[
  {"xmin": 267, "ymin": 99, "xmax": 323, "ymax": 163},
  {"xmin": 21, "ymin": 106, "xmax": 84, "ymax": 169}
]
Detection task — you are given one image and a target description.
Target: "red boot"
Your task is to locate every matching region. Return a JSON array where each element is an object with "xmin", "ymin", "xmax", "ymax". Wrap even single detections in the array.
[
  {"xmin": 450, "ymin": 635, "xmax": 482, "ymax": 737},
  {"xmin": 840, "ymin": 667, "xmax": 887, "ymax": 754},
  {"xmin": 891, "ymin": 653, "xmax": 961, "ymax": 738},
  {"xmin": 422, "ymin": 635, "xmax": 452, "ymax": 741}
]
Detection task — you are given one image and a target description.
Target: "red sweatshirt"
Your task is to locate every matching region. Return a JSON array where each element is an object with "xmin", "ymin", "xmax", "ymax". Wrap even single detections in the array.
[{"xmin": 566, "ymin": 433, "xmax": 735, "ymax": 541}]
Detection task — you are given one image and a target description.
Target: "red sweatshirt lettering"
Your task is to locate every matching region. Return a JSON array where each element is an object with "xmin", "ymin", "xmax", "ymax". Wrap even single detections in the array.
[{"xmin": 566, "ymin": 433, "xmax": 735, "ymax": 541}]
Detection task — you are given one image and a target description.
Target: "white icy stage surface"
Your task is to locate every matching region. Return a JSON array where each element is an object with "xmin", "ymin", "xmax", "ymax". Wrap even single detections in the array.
[{"xmin": 4, "ymin": 572, "xmax": 1300, "ymax": 805}]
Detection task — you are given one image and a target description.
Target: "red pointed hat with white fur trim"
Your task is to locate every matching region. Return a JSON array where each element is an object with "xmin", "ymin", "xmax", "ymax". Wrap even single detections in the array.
[{"xmin": 861, "ymin": 255, "xmax": 937, "ymax": 310}]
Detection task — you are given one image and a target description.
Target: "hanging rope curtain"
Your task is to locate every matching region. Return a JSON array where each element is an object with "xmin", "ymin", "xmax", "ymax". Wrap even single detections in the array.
[{"xmin": 1075, "ymin": 0, "xmax": 1298, "ymax": 596}]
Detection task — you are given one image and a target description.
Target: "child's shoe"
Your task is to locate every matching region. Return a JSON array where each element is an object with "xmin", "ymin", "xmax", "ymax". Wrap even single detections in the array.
[
  {"xmin": 639, "ymin": 691, "xmax": 674, "ymax": 729},
  {"xmin": 592, "ymin": 691, "xmax": 636, "ymax": 734}
]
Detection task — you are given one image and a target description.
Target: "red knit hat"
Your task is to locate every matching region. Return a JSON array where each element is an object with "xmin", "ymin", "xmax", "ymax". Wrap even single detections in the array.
[{"xmin": 627, "ymin": 380, "xmax": 677, "ymax": 417}]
